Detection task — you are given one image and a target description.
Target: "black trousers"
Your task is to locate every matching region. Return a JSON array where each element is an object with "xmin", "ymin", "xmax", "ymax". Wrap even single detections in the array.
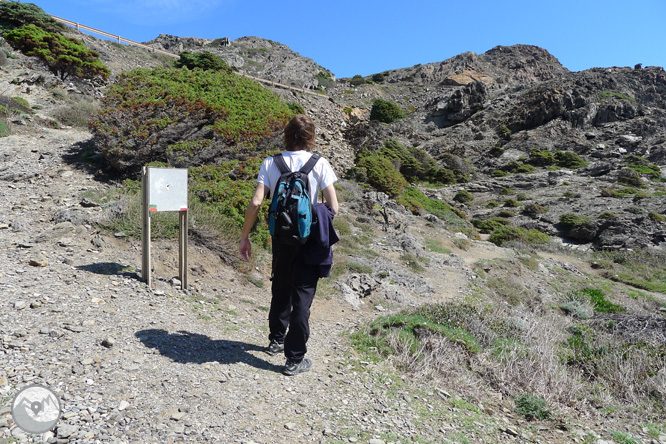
[{"xmin": 269, "ymin": 241, "xmax": 320, "ymax": 362}]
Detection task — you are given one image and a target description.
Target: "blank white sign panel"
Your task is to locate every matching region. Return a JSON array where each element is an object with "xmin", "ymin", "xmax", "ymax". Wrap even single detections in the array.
[{"xmin": 148, "ymin": 168, "xmax": 188, "ymax": 212}]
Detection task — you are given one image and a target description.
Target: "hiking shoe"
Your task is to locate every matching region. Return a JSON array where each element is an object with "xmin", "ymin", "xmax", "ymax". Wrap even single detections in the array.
[
  {"xmin": 282, "ymin": 358, "xmax": 312, "ymax": 376},
  {"xmin": 266, "ymin": 339, "xmax": 284, "ymax": 356}
]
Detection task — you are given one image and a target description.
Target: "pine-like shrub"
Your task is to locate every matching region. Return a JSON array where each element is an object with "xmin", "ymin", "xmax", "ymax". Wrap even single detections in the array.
[
  {"xmin": 0, "ymin": 1, "xmax": 65, "ymax": 33},
  {"xmin": 370, "ymin": 98, "xmax": 406, "ymax": 123},
  {"xmin": 90, "ymin": 66, "xmax": 293, "ymax": 175},
  {"xmin": 4, "ymin": 24, "xmax": 110, "ymax": 81},
  {"xmin": 175, "ymin": 51, "xmax": 231, "ymax": 72}
]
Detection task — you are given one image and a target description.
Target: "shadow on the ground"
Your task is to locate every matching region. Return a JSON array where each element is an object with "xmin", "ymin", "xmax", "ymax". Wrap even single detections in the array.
[
  {"xmin": 135, "ymin": 329, "xmax": 282, "ymax": 373},
  {"xmin": 76, "ymin": 262, "xmax": 141, "ymax": 280}
]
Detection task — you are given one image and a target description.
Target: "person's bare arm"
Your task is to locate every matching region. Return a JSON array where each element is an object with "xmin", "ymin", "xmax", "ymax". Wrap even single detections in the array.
[
  {"xmin": 239, "ymin": 183, "xmax": 268, "ymax": 261},
  {"xmin": 322, "ymin": 184, "xmax": 339, "ymax": 216}
]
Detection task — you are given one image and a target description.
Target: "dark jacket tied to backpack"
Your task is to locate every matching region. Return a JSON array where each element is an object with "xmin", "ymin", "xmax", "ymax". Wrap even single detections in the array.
[{"xmin": 303, "ymin": 203, "xmax": 340, "ymax": 278}]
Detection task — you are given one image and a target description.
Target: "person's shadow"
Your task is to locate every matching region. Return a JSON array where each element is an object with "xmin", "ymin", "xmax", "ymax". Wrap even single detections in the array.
[{"xmin": 135, "ymin": 329, "xmax": 282, "ymax": 373}]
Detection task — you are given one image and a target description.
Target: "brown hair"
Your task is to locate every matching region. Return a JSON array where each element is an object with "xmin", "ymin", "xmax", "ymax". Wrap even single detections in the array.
[{"xmin": 284, "ymin": 114, "xmax": 316, "ymax": 151}]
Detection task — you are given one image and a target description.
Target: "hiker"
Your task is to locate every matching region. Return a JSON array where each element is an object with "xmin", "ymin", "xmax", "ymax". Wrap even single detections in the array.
[{"xmin": 239, "ymin": 114, "xmax": 339, "ymax": 376}]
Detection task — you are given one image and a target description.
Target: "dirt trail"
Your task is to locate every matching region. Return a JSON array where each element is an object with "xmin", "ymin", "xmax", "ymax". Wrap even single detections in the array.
[{"xmin": 0, "ymin": 127, "xmax": 590, "ymax": 444}]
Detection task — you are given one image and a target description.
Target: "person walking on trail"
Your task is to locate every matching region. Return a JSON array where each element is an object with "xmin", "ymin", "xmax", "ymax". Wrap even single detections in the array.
[{"xmin": 239, "ymin": 114, "xmax": 339, "ymax": 376}]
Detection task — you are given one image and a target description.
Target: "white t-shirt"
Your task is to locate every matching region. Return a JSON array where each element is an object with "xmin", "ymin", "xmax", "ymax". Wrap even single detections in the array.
[{"xmin": 257, "ymin": 150, "xmax": 337, "ymax": 203}]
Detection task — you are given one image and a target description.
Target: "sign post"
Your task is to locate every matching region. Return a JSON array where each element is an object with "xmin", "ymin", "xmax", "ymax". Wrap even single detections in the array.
[{"xmin": 141, "ymin": 167, "xmax": 189, "ymax": 289}]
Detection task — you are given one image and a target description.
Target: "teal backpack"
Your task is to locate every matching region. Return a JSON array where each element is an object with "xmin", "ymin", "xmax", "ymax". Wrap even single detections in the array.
[{"xmin": 268, "ymin": 153, "xmax": 321, "ymax": 245}]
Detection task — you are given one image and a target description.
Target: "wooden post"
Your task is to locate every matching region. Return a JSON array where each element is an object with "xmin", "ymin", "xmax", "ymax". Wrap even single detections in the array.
[
  {"xmin": 179, "ymin": 210, "xmax": 188, "ymax": 290},
  {"xmin": 141, "ymin": 167, "xmax": 152, "ymax": 287}
]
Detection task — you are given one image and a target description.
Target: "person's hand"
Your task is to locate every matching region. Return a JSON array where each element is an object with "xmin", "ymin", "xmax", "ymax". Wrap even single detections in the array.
[{"xmin": 239, "ymin": 237, "xmax": 252, "ymax": 262}]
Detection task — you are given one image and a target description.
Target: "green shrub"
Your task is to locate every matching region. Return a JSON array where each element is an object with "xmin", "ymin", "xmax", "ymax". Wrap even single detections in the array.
[
  {"xmin": 578, "ymin": 287, "xmax": 625, "ymax": 313},
  {"xmin": 397, "ymin": 186, "xmax": 473, "ymax": 235},
  {"xmin": 514, "ymin": 393, "xmax": 551, "ymax": 421},
  {"xmin": 175, "ymin": 51, "xmax": 231, "ymax": 71},
  {"xmin": 617, "ymin": 168, "xmax": 644, "ymax": 187},
  {"xmin": 496, "ymin": 125, "xmax": 511, "ymax": 139},
  {"xmin": 488, "ymin": 225, "xmax": 550, "ymax": 247},
  {"xmin": 600, "ymin": 187, "xmax": 636, "ymax": 198},
  {"xmin": 371, "ymin": 72, "xmax": 385, "ymax": 83},
  {"xmin": 598, "ymin": 211, "xmax": 617, "ymax": 219},
  {"xmin": 599, "ymin": 91, "xmax": 635, "ymax": 102},
  {"xmin": 497, "ymin": 210, "xmax": 515, "ymax": 218},
  {"xmin": 90, "ymin": 66, "xmax": 293, "ymax": 175},
  {"xmin": 315, "ymin": 71, "xmax": 335, "ymax": 89},
  {"xmin": 52, "ymin": 100, "xmax": 99, "ymax": 128},
  {"xmin": 499, "ymin": 160, "xmax": 536, "ymax": 175},
  {"xmin": 625, "ymin": 155, "xmax": 661, "ymax": 179},
  {"xmin": 370, "ymin": 98, "xmax": 406, "ymax": 123},
  {"xmin": 489, "ymin": 146, "xmax": 504, "ymax": 157},
  {"xmin": 288, "ymin": 102, "xmax": 305, "ymax": 114},
  {"xmin": 4, "ymin": 24, "xmax": 110, "ymax": 81},
  {"xmin": 0, "ymin": 1, "xmax": 65, "ymax": 33},
  {"xmin": 528, "ymin": 149, "xmax": 556, "ymax": 167},
  {"xmin": 11, "ymin": 96, "xmax": 29, "ymax": 109},
  {"xmin": 354, "ymin": 154, "xmax": 407, "ymax": 196},
  {"xmin": 555, "ymin": 151, "xmax": 587, "ymax": 169},
  {"xmin": 352, "ymin": 140, "xmax": 462, "ymax": 188},
  {"xmin": 0, "ymin": 119, "xmax": 10, "ymax": 137},
  {"xmin": 521, "ymin": 203, "xmax": 547, "ymax": 218},
  {"xmin": 453, "ymin": 190, "xmax": 474, "ymax": 204},
  {"xmin": 349, "ymin": 74, "xmax": 367, "ymax": 86},
  {"xmin": 559, "ymin": 213, "xmax": 591, "ymax": 230},
  {"xmin": 472, "ymin": 217, "xmax": 510, "ymax": 234},
  {"xmin": 648, "ymin": 211, "xmax": 665, "ymax": 223},
  {"xmin": 503, "ymin": 198, "xmax": 519, "ymax": 208}
]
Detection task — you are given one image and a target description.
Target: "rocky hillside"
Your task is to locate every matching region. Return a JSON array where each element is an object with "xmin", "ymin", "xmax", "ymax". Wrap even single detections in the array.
[
  {"xmin": 1, "ymin": 19, "xmax": 666, "ymax": 444},
  {"xmin": 120, "ymin": 34, "xmax": 666, "ymax": 252}
]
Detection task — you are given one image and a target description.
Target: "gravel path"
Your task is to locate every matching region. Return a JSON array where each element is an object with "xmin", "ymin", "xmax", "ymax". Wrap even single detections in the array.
[
  {"xmin": 0, "ymin": 127, "xmax": 614, "ymax": 444},
  {"xmin": 0, "ymin": 127, "xmax": 473, "ymax": 444}
]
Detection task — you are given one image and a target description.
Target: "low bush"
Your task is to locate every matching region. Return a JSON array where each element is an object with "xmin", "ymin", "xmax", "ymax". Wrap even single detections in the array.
[
  {"xmin": 52, "ymin": 100, "xmax": 99, "ymax": 128},
  {"xmin": 617, "ymin": 168, "xmax": 644, "ymax": 187},
  {"xmin": 397, "ymin": 186, "xmax": 474, "ymax": 236},
  {"xmin": 349, "ymin": 74, "xmax": 367, "ymax": 86},
  {"xmin": 625, "ymin": 155, "xmax": 661, "ymax": 180},
  {"xmin": 528, "ymin": 149, "xmax": 556, "ymax": 167},
  {"xmin": 90, "ymin": 66, "xmax": 293, "ymax": 175},
  {"xmin": 370, "ymin": 98, "xmax": 406, "ymax": 123},
  {"xmin": 453, "ymin": 190, "xmax": 474, "ymax": 204},
  {"xmin": 0, "ymin": 120, "xmax": 10, "ymax": 137},
  {"xmin": 0, "ymin": 1, "xmax": 65, "ymax": 33},
  {"xmin": 499, "ymin": 160, "xmax": 535, "ymax": 175},
  {"xmin": 354, "ymin": 153, "xmax": 407, "ymax": 196},
  {"xmin": 4, "ymin": 24, "xmax": 110, "ymax": 81},
  {"xmin": 555, "ymin": 151, "xmax": 587, "ymax": 169},
  {"xmin": 175, "ymin": 51, "xmax": 231, "ymax": 71},
  {"xmin": 488, "ymin": 225, "xmax": 550, "ymax": 247},
  {"xmin": 578, "ymin": 287, "xmax": 625, "ymax": 313},
  {"xmin": 514, "ymin": 393, "xmax": 551, "ymax": 421},
  {"xmin": 521, "ymin": 202, "xmax": 547, "ymax": 218},
  {"xmin": 472, "ymin": 217, "xmax": 510, "ymax": 234},
  {"xmin": 648, "ymin": 211, "xmax": 665, "ymax": 223},
  {"xmin": 351, "ymin": 140, "xmax": 467, "ymax": 193},
  {"xmin": 559, "ymin": 213, "xmax": 592, "ymax": 230}
]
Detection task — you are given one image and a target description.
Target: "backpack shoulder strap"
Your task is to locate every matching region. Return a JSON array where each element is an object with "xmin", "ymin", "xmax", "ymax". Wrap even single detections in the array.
[
  {"xmin": 273, "ymin": 153, "xmax": 290, "ymax": 175},
  {"xmin": 299, "ymin": 153, "xmax": 321, "ymax": 175}
]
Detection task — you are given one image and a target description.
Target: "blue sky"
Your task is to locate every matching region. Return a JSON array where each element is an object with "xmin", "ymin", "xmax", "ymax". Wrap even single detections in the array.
[{"xmin": 37, "ymin": 0, "xmax": 665, "ymax": 78}]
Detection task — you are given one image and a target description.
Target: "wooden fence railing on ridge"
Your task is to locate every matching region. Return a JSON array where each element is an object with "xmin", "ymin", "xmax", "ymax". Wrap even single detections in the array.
[{"xmin": 1, "ymin": 1, "xmax": 325, "ymax": 97}]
